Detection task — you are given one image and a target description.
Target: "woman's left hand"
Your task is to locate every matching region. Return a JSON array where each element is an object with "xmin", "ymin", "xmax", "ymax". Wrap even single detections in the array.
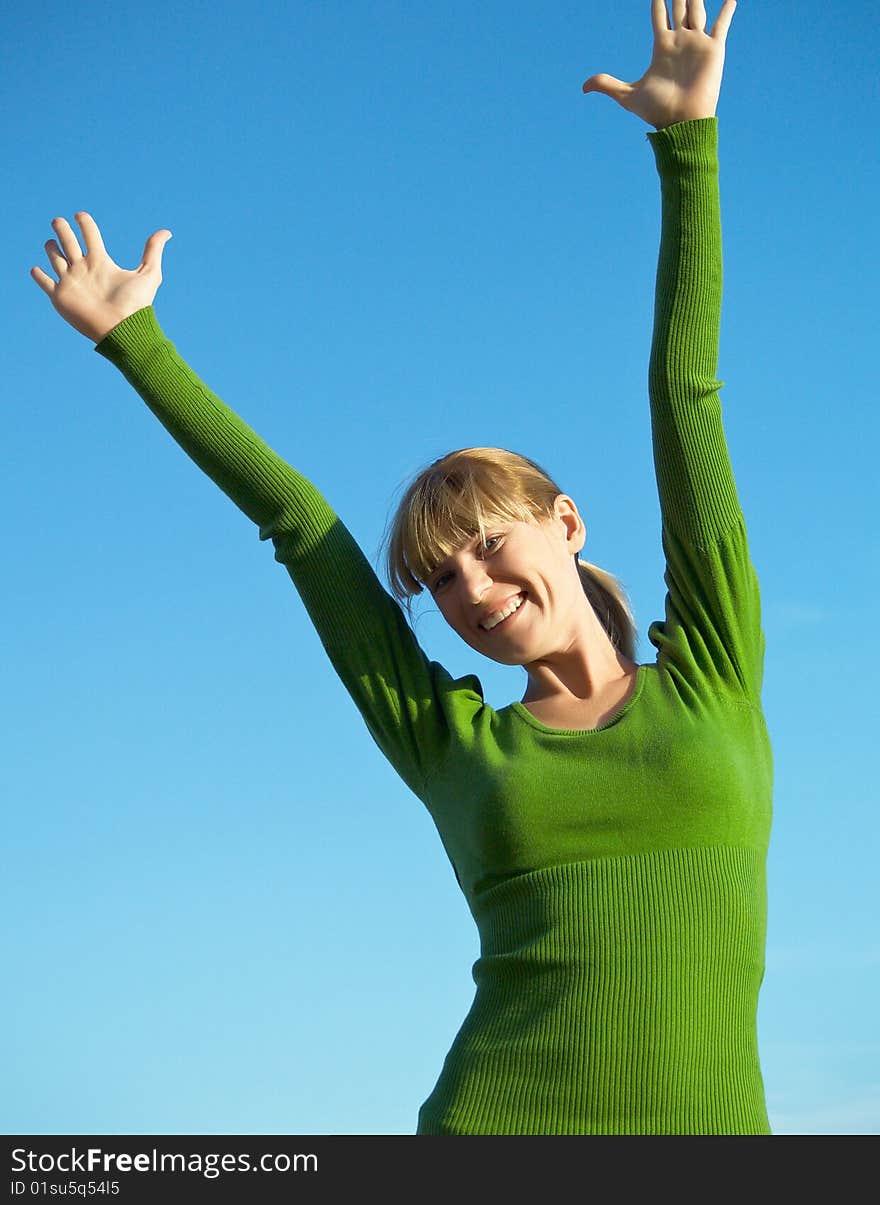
[{"xmin": 582, "ymin": 0, "xmax": 737, "ymax": 130}]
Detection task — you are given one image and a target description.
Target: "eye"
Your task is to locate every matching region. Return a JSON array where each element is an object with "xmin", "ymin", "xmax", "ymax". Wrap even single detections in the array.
[{"xmin": 433, "ymin": 535, "xmax": 502, "ymax": 592}]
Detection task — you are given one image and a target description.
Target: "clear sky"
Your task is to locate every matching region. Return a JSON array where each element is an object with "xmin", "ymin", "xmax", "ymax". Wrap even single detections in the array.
[{"xmin": 4, "ymin": 1, "xmax": 878, "ymax": 1135}]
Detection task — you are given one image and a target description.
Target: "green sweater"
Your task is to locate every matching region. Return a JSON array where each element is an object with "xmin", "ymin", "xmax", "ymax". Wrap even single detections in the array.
[{"xmin": 94, "ymin": 117, "xmax": 772, "ymax": 1135}]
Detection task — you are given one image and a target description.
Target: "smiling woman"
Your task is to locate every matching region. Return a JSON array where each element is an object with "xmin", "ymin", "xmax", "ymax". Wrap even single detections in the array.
[
  {"xmin": 30, "ymin": 0, "xmax": 769, "ymax": 1137},
  {"xmin": 379, "ymin": 445, "xmax": 638, "ymax": 662}
]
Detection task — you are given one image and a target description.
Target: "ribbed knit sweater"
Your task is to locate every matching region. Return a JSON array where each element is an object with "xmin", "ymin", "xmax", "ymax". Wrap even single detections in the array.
[{"xmin": 94, "ymin": 117, "xmax": 772, "ymax": 1135}]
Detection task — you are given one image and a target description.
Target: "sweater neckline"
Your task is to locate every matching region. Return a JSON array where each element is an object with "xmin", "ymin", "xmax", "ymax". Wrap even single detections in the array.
[{"xmin": 508, "ymin": 664, "xmax": 647, "ymax": 736}]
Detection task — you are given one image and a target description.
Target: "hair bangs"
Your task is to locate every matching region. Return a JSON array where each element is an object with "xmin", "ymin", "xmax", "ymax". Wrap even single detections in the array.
[{"xmin": 402, "ymin": 459, "xmax": 539, "ymax": 589}]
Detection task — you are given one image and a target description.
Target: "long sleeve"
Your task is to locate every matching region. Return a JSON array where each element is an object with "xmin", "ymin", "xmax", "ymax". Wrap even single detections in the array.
[
  {"xmin": 93, "ymin": 308, "xmax": 484, "ymax": 804},
  {"xmin": 644, "ymin": 118, "xmax": 766, "ymax": 709}
]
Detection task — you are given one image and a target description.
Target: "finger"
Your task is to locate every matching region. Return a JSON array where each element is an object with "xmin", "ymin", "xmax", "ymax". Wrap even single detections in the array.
[
  {"xmin": 30, "ymin": 265, "xmax": 57, "ymax": 297},
  {"xmin": 51, "ymin": 217, "xmax": 83, "ymax": 262},
  {"xmin": 74, "ymin": 211, "xmax": 107, "ymax": 257},
  {"xmin": 44, "ymin": 238, "xmax": 69, "ymax": 276},
  {"xmin": 140, "ymin": 228, "xmax": 173, "ymax": 272},
  {"xmin": 582, "ymin": 73, "xmax": 634, "ymax": 106},
  {"xmin": 710, "ymin": 0, "xmax": 737, "ymax": 41},
  {"xmin": 651, "ymin": 0, "xmax": 671, "ymax": 34},
  {"xmin": 686, "ymin": 0, "xmax": 707, "ymax": 31},
  {"xmin": 671, "ymin": 0, "xmax": 686, "ymax": 28}
]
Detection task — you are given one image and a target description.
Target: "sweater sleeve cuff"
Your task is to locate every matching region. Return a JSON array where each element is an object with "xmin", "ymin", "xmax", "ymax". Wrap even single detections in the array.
[
  {"xmin": 93, "ymin": 305, "xmax": 167, "ymax": 373},
  {"xmin": 646, "ymin": 116, "xmax": 718, "ymax": 177}
]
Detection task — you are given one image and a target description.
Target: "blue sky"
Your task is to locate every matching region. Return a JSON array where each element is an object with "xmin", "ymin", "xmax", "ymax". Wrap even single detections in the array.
[{"xmin": 3, "ymin": 1, "xmax": 878, "ymax": 1135}]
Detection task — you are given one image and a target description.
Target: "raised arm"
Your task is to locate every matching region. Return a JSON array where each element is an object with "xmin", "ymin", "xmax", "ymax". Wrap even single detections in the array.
[
  {"xmin": 583, "ymin": 0, "xmax": 741, "ymax": 547},
  {"xmin": 28, "ymin": 221, "xmax": 485, "ymax": 820},
  {"xmin": 582, "ymin": 1, "xmax": 766, "ymax": 709}
]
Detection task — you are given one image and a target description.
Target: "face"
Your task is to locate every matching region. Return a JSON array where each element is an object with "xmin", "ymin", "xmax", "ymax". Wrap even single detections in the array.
[{"xmin": 427, "ymin": 495, "xmax": 588, "ymax": 665}]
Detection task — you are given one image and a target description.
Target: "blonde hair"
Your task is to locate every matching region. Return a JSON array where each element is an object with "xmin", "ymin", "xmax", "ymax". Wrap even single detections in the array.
[{"xmin": 379, "ymin": 446, "xmax": 638, "ymax": 661}]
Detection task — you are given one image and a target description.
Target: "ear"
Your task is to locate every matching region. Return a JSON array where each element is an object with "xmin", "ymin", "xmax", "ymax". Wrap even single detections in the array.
[{"xmin": 554, "ymin": 494, "xmax": 586, "ymax": 555}]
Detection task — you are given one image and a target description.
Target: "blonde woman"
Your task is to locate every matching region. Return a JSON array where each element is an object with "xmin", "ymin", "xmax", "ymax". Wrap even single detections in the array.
[{"xmin": 32, "ymin": 1, "xmax": 768, "ymax": 1134}]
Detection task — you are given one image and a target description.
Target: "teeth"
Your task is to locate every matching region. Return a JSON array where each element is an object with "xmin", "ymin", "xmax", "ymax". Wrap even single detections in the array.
[{"xmin": 481, "ymin": 593, "xmax": 525, "ymax": 630}]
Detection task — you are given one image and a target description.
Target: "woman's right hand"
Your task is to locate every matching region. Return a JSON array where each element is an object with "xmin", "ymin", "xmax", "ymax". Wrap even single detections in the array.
[{"xmin": 30, "ymin": 213, "xmax": 173, "ymax": 344}]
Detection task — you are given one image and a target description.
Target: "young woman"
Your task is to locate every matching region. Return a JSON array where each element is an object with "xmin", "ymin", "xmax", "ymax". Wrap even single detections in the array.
[{"xmin": 32, "ymin": 1, "xmax": 770, "ymax": 1134}]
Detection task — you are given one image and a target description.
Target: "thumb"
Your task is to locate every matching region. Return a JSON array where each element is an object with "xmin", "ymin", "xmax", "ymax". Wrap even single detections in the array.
[
  {"xmin": 582, "ymin": 73, "xmax": 632, "ymax": 104},
  {"xmin": 141, "ymin": 228, "xmax": 173, "ymax": 272}
]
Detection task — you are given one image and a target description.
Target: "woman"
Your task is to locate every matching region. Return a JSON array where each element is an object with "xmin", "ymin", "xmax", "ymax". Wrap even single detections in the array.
[{"xmin": 31, "ymin": 1, "xmax": 770, "ymax": 1134}]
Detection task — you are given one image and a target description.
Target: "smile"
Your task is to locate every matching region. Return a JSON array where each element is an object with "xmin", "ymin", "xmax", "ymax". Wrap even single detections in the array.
[{"xmin": 480, "ymin": 592, "xmax": 527, "ymax": 633}]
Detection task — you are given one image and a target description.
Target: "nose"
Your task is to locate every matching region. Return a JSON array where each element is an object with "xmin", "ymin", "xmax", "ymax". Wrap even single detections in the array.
[{"xmin": 458, "ymin": 561, "xmax": 494, "ymax": 606}]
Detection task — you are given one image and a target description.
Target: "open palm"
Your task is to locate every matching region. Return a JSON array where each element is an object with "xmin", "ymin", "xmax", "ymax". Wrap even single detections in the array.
[
  {"xmin": 30, "ymin": 212, "xmax": 172, "ymax": 343},
  {"xmin": 583, "ymin": 0, "xmax": 737, "ymax": 130}
]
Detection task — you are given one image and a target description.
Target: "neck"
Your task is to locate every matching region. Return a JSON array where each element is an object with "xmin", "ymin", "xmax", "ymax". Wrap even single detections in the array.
[{"xmin": 521, "ymin": 615, "xmax": 637, "ymax": 706}]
